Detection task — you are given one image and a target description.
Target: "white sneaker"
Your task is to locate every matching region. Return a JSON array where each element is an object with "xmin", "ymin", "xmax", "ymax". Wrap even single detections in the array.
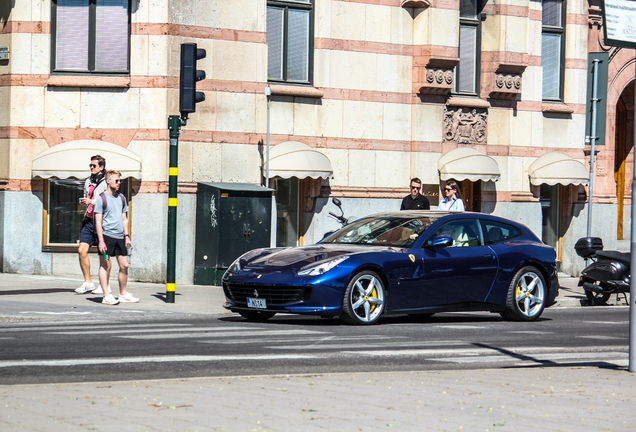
[
  {"xmin": 92, "ymin": 285, "xmax": 107, "ymax": 295},
  {"xmin": 102, "ymin": 294, "xmax": 119, "ymax": 305},
  {"xmin": 118, "ymin": 292, "xmax": 140, "ymax": 303},
  {"xmin": 75, "ymin": 282, "xmax": 95, "ymax": 294}
]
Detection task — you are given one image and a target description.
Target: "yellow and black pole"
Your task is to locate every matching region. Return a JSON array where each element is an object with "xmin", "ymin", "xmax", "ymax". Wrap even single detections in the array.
[
  {"xmin": 167, "ymin": 43, "xmax": 206, "ymax": 303},
  {"xmin": 166, "ymin": 115, "xmax": 181, "ymax": 303}
]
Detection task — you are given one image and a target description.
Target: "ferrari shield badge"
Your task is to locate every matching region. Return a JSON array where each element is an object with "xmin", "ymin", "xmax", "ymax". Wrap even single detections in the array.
[{"xmin": 409, "ymin": 254, "xmax": 415, "ymax": 262}]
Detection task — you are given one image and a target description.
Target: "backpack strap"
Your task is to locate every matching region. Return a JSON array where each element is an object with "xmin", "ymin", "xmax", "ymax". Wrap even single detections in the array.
[
  {"xmin": 99, "ymin": 192, "xmax": 127, "ymax": 213},
  {"xmin": 100, "ymin": 192, "xmax": 108, "ymax": 212}
]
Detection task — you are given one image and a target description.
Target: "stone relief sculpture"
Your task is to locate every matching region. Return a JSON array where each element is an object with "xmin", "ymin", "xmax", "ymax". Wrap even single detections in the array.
[{"xmin": 443, "ymin": 107, "xmax": 488, "ymax": 144}]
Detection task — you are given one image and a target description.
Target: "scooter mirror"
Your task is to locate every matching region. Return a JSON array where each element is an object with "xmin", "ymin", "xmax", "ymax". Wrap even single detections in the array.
[{"xmin": 332, "ymin": 198, "xmax": 342, "ymax": 207}]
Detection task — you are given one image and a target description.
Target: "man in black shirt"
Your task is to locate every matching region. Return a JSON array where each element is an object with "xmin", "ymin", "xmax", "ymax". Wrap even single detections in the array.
[{"xmin": 401, "ymin": 177, "xmax": 430, "ymax": 210}]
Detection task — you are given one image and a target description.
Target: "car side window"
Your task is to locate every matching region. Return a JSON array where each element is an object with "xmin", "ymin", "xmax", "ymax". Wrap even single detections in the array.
[
  {"xmin": 482, "ymin": 221, "xmax": 522, "ymax": 245},
  {"xmin": 425, "ymin": 219, "xmax": 484, "ymax": 247}
]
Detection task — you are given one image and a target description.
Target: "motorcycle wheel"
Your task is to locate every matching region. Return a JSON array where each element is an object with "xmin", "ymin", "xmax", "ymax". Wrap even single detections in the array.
[{"xmin": 585, "ymin": 289, "xmax": 611, "ymax": 306}]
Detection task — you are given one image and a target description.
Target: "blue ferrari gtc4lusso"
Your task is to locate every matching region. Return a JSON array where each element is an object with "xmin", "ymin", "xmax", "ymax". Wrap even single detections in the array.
[{"xmin": 222, "ymin": 211, "xmax": 559, "ymax": 325}]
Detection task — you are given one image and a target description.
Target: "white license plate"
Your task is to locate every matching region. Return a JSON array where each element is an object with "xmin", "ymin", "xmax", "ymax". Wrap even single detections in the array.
[{"xmin": 247, "ymin": 297, "xmax": 267, "ymax": 309}]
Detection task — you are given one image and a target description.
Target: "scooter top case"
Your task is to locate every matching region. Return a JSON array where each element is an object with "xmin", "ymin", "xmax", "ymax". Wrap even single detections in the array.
[{"xmin": 574, "ymin": 237, "xmax": 603, "ymax": 258}]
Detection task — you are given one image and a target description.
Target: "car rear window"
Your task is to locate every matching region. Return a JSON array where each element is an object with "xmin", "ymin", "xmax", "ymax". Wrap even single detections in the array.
[{"xmin": 482, "ymin": 221, "xmax": 522, "ymax": 245}]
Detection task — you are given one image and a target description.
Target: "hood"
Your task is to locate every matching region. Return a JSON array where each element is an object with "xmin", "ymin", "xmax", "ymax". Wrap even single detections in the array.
[{"xmin": 241, "ymin": 244, "xmax": 395, "ymax": 272}]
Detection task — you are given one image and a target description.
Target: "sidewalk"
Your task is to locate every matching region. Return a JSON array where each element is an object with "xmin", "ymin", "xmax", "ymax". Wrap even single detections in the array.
[
  {"xmin": 0, "ymin": 271, "xmax": 627, "ymax": 321},
  {"xmin": 1, "ymin": 363, "xmax": 634, "ymax": 431},
  {"xmin": 0, "ymin": 272, "xmax": 229, "ymax": 319}
]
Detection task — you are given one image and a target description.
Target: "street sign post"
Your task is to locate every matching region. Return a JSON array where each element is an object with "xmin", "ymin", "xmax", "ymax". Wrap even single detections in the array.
[{"xmin": 600, "ymin": 0, "xmax": 636, "ymax": 372}]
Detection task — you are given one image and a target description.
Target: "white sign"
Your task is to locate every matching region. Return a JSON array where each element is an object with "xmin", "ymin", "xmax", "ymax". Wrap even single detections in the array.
[{"xmin": 604, "ymin": 0, "xmax": 636, "ymax": 46}]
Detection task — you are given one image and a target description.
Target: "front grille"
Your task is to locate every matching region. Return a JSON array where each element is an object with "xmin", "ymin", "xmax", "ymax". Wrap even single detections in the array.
[{"xmin": 224, "ymin": 283, "xmax": 311, "ymax": 305}]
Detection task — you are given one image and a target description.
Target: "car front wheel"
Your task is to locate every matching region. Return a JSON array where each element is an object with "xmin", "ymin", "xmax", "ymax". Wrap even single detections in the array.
[
  {"xmin": 500, "ymin": 266, "xmax": 546, "ymax": 321},
  {"xmin": 341, "ymin": 270, "xmax": 385, "ymax": 325}
]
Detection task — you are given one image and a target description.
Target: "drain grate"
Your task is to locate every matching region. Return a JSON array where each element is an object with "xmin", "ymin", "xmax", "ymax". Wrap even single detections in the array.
[{"xmin": 0, "ymin": 288, "xmax": 76, "ymax": 296}]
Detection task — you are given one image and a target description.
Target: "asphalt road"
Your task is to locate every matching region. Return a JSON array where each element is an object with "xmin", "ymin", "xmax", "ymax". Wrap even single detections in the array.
[{"xmin": 0, "ymin": 306, "xmax": 629, "ymax": 385}]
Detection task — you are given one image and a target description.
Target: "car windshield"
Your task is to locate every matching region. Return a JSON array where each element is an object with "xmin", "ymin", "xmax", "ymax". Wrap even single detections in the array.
[{"xmin": 322, "ymin": 215, "xmax": 440, "ymax": 247}]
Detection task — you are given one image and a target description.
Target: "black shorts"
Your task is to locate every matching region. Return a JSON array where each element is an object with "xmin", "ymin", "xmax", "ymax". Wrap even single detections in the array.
[
  {"xmin": 80, "ymin": 218, "xmax": 98, "ymax": 246},
  {"xmin": 100, "ymin": 235, "xmax": 128, "ymax": 257}
]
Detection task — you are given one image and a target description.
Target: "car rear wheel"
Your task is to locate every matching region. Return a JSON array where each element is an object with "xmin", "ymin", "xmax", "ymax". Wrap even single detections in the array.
[
  {"xmin": 237, "ymin": 310, "xmax": 276, "ymax": 321},
  {"xmin": 500, "ymin": 266, "xmax": 546, "ymax": 321},
  {"xmin": 341, "ymin": 271, "xmax": 385, "ymax": 325}
]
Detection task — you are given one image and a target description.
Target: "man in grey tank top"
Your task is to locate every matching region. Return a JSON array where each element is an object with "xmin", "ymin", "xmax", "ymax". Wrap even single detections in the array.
[{"xmin": 94, "ymin": 170, "xmax": 137, "ymax": 305}]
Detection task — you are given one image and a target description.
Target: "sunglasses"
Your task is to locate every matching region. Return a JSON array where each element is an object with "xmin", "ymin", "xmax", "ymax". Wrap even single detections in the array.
[
  {"xmin": 410, "ymin": 186, "xmax": 421, "ymax": 190},
  {"xmin": 89, "ymin": 164, "xmax": 99, "ymax": 168},
  {"xmin": 111, "ymin": 179, "xmax": 121, "ymax": 183},
  {"xmin": 444, "ymin": 188, "xmax": 453, "ymax": 191}
]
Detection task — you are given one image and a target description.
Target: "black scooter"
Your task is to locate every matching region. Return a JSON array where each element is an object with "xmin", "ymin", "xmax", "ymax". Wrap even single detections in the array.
[
  {"xmin": 575, "ymin": 237, "xmax": 631, "ymax": 305},
  {"xmin": 320, "ymin": 198, "xmax": 350, "ymax": 241},
  {"xmin": 328, "ymin": 198, "xmax": 349, "ymax": 227}
]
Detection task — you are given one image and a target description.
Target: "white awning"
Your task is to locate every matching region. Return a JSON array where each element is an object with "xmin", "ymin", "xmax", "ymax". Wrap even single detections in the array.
[
  {"xmin": 264, "ymin": 141, "xmax": 333, "ymax": 179},
  {"xmin": 528, "ymin": 152, "xmax": 589, "ymax": 186},
  {"xmin": 32, "ymin": 140, "xmax": 142, "ymax": 179},
  {"xmin": 438, "ymin": 147, "xmax": 500, "ymax": 182}
]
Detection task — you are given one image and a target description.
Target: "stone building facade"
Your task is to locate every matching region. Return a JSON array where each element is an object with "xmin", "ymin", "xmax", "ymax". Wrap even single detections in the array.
[
  {"xmin": 587, "ymin": 0, "xmax": 634, "ymax": 250},
  {"xmin": 0, "ymin": 0, "xmax": 602, "ymax": 283}
]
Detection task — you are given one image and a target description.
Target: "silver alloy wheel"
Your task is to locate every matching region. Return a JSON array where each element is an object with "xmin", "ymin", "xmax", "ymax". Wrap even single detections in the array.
[
  {"xmin": 349, "ymin": 273, "xmax": 385, "ymax": 323},
  {"xmin": 514, "ymin": 270, "xmax": 545, "ymax": 317}
]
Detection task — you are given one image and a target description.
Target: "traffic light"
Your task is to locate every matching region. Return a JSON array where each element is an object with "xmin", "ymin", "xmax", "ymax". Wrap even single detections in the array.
[{"xmin": 179, "ymin": 43, "xmax": 206, "ymax": 118}]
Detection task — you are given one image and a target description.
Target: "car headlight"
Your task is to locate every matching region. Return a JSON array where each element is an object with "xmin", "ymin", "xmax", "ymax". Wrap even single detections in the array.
[
  {"xmin": 224, "ymin": 259, "xmax": 241, "ymax": 277},
  {"xmin": 297, "ymin": 256, "xmax": 349, "ymax": 276}
]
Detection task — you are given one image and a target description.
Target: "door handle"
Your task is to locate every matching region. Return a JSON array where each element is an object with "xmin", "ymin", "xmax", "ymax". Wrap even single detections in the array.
[{"xmin": 484, "ymin": 254, "xmax": 495, "ymax": 259}]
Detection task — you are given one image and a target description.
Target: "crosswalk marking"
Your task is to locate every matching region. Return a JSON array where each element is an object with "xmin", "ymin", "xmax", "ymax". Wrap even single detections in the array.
[
  {"xmin": 266, "ymin": 340, "xmax": 468, "ymax": 350},
  {"xmin": 588, "ymin": 321, "xmax": 630, "ymax": 325},
  {"xmin": 48, "ymin": 326, "xmax": 259, "ymax": 335},
  {"xmin": 578, "ymin": 335, "xmax": 626, "ymax": 340},
  {"xmin": 0, "ymin": 354, "xmax": 318, "ymax": 368},
  {"xmin": 118, "ymin": 329, "xmax": 330, "ymax": 339},
  {"xmin": 431, "ymin": 351, "xmax": 627, "ymax": 364},
  {"xmin": 507, "ymin": 331, "xmax": 555, "ymax": 334},
  {"xmin": 0, "ymin": 320, "xmax": 112, "ymax": 327},
  {"xmin": 1, "ymin": 323, "xmax": 193, "ymax": 332},
  {"xmin": 433, "ymin": 325, "xmax": 486, "ymax": 329}
]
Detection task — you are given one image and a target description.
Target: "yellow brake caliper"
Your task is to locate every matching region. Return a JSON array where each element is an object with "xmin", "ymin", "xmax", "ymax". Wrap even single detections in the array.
[{"xmin": 368, "ymin": 287, "xmax": 377, "ymax": 312}]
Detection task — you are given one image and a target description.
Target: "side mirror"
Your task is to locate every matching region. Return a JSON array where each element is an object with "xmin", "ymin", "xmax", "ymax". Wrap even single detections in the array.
[
  {"xmin": 429, "ymin": 236, "xmax": 453, "ymax": 247},
  {"xmin": 332, "ymin": 198, "xmax": 342, "ymax": 208}
]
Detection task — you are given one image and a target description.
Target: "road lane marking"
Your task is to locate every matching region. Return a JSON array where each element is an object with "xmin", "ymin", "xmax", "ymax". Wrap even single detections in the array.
[
  {"xmin": 18, "ymin": 312, "xmax": 93, "ymax": 315},
  {"xmin": 48, "ymin": 326, "xmax": 263, "ymax": 335},
  {"xmin": 0, "ymin": 320, "xmax": 112, "ymax": 327},
  {"xmin": 577, "ymin": 335, "xmax": 626, "ymax": 340},
  {"xmin": 431, "ymin": 351, "xmax": 627, "ymax": 364},
  {"xmin": 1, "ymin": 323, "xmax": 193, "ymax": 332},
  {"xmin": 507, "ymin": 331, "xmax": 555, "ymax": 334},
  {"xmin": 118, "ymin": 329, "xmax": 330, "ymax": 339},
  {"xmin": 201, "ymin": 335, "xmax": 400, "ymax": 345},
  {"xmin": 433, "ymin": 325, "xmax": 486, "ymax": 329},
  {"xmin": 0, "ymin": 354, "xmax": 318, "ymax": 368},
  {"xmin": 588, "ymin": 321, "xmax": 629, "ymax": 325},
  {"xmin": 267, "ymin": 340, "xmax": 469, "ymax": 350}
]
